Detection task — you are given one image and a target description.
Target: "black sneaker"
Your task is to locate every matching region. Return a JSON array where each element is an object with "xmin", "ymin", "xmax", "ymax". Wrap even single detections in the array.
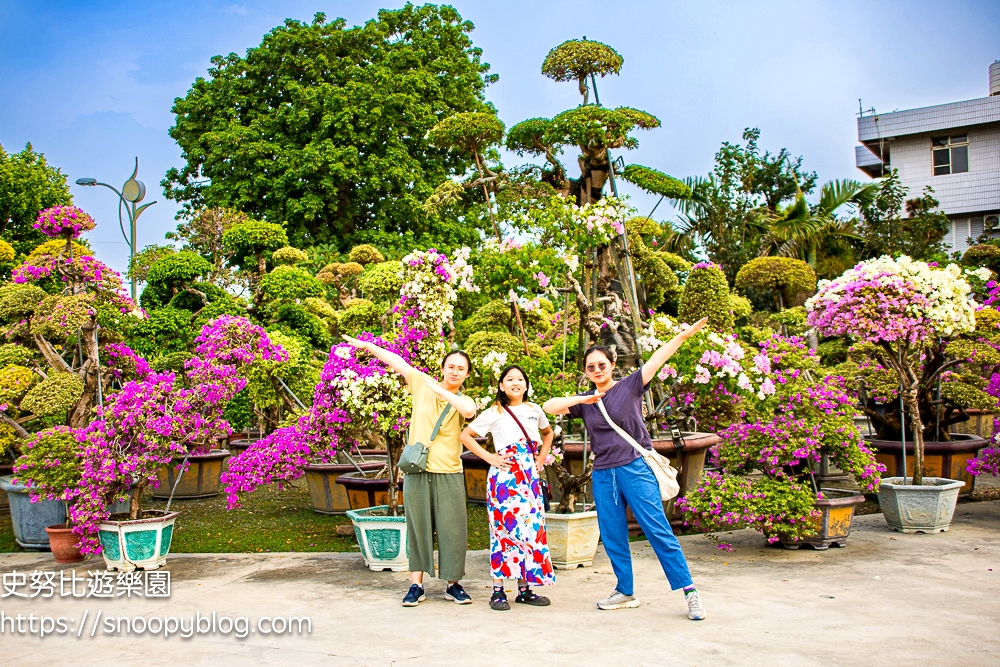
[
  {"xmin": 444, "ymin": 582, "xmax": 472, "ymax": 605},
  {"xmin": 490, "ymin": 588, "xmax": 510, "ymax": 611},
  {"xmin": 515, "ymin": 587, "xmax": 551, "ymax": 606},
  {"xmin": 402, "ymin": 584, "xmax": 425, "ymax": 607}
]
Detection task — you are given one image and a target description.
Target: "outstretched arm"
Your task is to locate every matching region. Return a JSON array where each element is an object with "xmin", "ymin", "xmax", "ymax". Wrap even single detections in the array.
[
  {"xmin": 542, "ymin": 392, "xmax": 606, "ymax": 416},
  {"xmin": 641, "ymin": 317, "xmax": 709, "ymax": 386},
  {"xmin": 342, "ymin": 334, "xmax": 413, "ymax": 379},
  {"xmin": 423, "ymin": 377, "xmax": 477, "ymax": 419}
]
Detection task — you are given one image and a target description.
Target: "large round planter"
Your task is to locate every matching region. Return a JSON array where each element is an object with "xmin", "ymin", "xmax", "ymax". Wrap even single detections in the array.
[
  {"xmin": 98, "ymin": 510, "xmax": 179, "ymax": 571},
  {"xmin": 227, "ymin": 430, "xmax": 261, "ymax": 445},
  {"xmin": 304, "ymin": 458, "xmax": 387, "ymax": 514},
  {"xmin": 546, "ymin": 510, "xmax": 599, "ymax": 569},
  {"xmin": 227, "ymin": 439, "xmax": 259, "ymax": 458},
  {"xmin": 45, "ymin": 525, "xmax": 84, "ymax": 563},
  {"xmin": 346, "ymin": 505, "xmax": 408, "ymax": 571},
  {"xmin": 152, "ymin": 450, "xmax": 230, "ymax": 500},
  {"xmin": 869, "ymin": 434, "xmax": 985, "ymax": 498},
  {"xmin": 777, "ymin": 489, "xmax": 865, "ymax": 550},
  {"xmin": 461, "ymin": 449, "xmax": 491, "ymax": 505},
  {"xmin": 0, "ymin": 464, "xmax": 12, "ymax": 514},
  {"xmin": 949, "ymin": 408, "xmax": 996, "ymax": 440},
  {"xmin": 336, "ymin": 472, "xmax": 403, "ymax": 511},
  {"xmin": 0, "ymin": 476, "xmax": 135, "ymax": 550},
  {"xmin": 877, "ymin": 476, "xmax": 964, "ymax": 533},
  {"xmin": 1, "ymin": 476, "xmax": 68, "ymax": 550}
]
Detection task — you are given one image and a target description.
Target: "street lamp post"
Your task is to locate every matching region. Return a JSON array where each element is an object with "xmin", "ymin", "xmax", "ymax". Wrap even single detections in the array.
[{"xmin": 76, "ymin": 157, "xmax": 156, "ymax": 301}]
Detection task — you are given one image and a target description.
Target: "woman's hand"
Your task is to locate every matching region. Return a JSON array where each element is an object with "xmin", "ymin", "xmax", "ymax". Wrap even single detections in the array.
[
  {"xmin": 578, "ymin": 391, "xmax": 606, "ymax": 405},
  {"xmin": 424, "ymin": 377, "xmax": 447, "ymax": 396},
  {"xmin": 534, "ymin": 453, "xmax": 547, "ymax": 471},
  {"xmin": 485, "ymin": 451, "xmax": 512, "ymax": 471},
  {"xmin": 341, "ymin": 334, "xmax": 368, "ymax": 349},
  {"xmin": 681, "ymin": 317, "xmax": 709, "ymax": 340}
]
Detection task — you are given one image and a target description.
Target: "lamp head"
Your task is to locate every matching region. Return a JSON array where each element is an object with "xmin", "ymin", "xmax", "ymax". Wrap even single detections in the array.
[{"xmin": 75, "ymin": 177, "xmax": 97, "ymax": 186}]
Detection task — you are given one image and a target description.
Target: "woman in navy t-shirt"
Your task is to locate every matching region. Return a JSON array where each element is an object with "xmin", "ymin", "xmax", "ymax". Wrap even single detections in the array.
[{"xmin": 542, "ymin": 317, "xmax": 708, "ymax": 620}]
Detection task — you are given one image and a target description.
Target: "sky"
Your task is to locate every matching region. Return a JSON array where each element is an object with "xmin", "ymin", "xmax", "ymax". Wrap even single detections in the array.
[{"xmin": 1, "ymin": 0, "xmax": 998, "ymax": 275}]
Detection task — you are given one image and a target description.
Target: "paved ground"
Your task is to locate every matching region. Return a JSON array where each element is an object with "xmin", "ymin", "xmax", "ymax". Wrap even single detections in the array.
[{"xmin": 1, "ymin": 502, "xmax": 998, "ymax": 666}]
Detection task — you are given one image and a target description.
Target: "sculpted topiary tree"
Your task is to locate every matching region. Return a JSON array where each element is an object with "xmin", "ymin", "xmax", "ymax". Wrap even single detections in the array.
[
  {"xmin": 679, "ymin": 263, "xmax": 734, "ymax": 333},
  {"xmin": 735, "ymin": 256, "xmax": 817, "ymax": 310}
]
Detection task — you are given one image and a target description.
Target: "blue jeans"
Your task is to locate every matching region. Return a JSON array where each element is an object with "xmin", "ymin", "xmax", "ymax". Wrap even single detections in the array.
[{"xmin": 592, "ymin": 457, "xmax": 693, "ymax": 595}]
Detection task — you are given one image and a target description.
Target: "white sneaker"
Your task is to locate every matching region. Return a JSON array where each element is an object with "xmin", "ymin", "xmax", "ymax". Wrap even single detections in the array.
[
  {"xmin": 596, "ymin": 590, "xmax": 640, "ymax": 610},
  {"xmin": 685, "ymin": 589, "xmax": 706, "ymax": 620}
]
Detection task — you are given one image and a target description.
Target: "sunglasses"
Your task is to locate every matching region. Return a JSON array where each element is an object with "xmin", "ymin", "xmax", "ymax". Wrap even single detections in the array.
[{"xmin": 585, "ymin": 362, "xmax": 609, "ymax": 373}]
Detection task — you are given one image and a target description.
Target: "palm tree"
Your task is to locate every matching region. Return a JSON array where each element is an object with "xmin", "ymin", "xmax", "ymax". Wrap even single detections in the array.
[{"xmin": 760, "ymin": 179, "xmax": 879, "ymax": 277}]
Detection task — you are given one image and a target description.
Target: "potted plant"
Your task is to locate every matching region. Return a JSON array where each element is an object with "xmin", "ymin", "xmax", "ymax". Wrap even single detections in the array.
[
  {"xmin": 69, "ymin": 316, "xmax": 278, "ymax": 569},
  {"xmin": 543, "ymin": 430, "xmax": 601, "ymax": 569},
  {"xmin": 806, "ymin": 255, "xmax": 981, "ymax": 533}
]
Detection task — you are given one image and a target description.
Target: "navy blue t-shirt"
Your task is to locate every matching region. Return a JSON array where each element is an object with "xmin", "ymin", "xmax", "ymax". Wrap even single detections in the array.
[{"xmin": 567, "ymin": 370, "xmax": 652, "ymax": 470}]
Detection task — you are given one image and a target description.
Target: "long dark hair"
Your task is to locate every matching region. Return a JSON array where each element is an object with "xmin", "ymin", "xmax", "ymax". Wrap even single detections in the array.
[
  {"xmin": 583, "ymin": 345, "xmax": 616, "ymax": 366},
  {"xmin": 493, "ymin": 364, "xmax": 531, "ymax": 410}
]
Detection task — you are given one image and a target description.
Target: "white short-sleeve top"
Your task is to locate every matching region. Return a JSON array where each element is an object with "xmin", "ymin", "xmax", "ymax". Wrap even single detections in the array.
[{"xmin": 467, "ymin": 402, "xmax": 549, "ymax": 450}]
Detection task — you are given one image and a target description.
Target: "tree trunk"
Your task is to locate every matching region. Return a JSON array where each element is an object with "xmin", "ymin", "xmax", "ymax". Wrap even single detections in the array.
[
  {"xmin": 129, "ymin": 479, "xmax": 146, "ymax": 520},
  {"xmin": 552, "ymin": 461, "xmax": 593, "ymax": 514},
  {"xmin": 68, "ymin": 322, "xmax": 100, "ymax": 429},
  {"xmin": 386, "ymin": 433, "xmax": 404, "ymax": 517}
]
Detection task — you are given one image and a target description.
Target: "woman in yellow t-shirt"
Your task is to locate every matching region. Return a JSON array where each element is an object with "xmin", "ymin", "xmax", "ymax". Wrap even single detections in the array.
[{"xmin": 343, "ymin": 335, "xmax": 477, "ymax": 607}]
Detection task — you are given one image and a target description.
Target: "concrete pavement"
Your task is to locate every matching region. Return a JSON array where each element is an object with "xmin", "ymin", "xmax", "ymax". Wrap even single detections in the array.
[{"xmin": 1, "ymin": 502, "xmax": 998, "ymax": 666}]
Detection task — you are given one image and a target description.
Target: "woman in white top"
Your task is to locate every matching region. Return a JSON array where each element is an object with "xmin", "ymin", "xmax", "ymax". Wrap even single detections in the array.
[{"xmin": 459, "ymin": 365, "xmax": 556, "ymax": 611}]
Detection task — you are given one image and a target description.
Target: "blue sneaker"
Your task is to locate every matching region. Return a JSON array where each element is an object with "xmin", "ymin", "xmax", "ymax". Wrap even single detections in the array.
[
  {"xmin": 402, "ymin": 584, "xmax": 425, "ymax": 607},
  {"xmin": 444, "ymin": 582, "xmax": 472, "ymax": 604}
]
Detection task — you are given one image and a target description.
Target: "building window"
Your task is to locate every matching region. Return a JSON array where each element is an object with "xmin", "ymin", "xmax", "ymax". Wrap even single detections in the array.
[{"xmin": 932, "ymin": 135, "xmax": 969, "ymax": 175}]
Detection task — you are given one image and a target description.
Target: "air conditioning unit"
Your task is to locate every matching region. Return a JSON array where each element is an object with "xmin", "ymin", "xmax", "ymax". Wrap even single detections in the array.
[{"xmin": 987, "ymin": 214, "xmax": 1000, "ymax": 230}]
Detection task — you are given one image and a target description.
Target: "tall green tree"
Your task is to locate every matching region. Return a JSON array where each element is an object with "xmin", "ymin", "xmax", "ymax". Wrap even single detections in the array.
[
  {"xmin": 855, "ymin": 170, "xmax": 950, "ymax": 261},
  {"xmin": 675, "ymin": 128, "xmax": 817, "ymax": 284},
  {"xmin": 163, "ymin": 4, "xmax": 497, "ymax": 249},
  {"xmin": 0, "ymin": 143, "xmax": 72, "ymax": 256}
]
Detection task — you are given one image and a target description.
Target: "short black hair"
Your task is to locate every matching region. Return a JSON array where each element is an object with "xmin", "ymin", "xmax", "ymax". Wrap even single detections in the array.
[
  {"xmin": 442, "ymin": 349, "xmax": 473, "ymax": 371},
  {"xmin": 583, "ymin": 345, "xmax": 616, "ymax": 365}
]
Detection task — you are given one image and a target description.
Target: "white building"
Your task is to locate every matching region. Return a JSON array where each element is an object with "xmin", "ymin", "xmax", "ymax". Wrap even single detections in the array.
[{"xmin": 855, "ymin": 61, "xmax": 1000, "ymax": 253}]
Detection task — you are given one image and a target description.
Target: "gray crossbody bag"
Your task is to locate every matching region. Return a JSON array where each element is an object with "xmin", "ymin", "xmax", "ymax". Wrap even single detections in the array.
[{"xmin": 398, "ymin": 398, "xmax": 457, "ymax": 474}]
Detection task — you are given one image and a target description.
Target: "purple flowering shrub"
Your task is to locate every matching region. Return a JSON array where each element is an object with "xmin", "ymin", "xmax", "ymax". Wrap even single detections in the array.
[
  {"xmin": 677, "ymin": 337, "xmax": 885, "ymax": 546},
  {"xmin": 34, "ymin": 206, "xmax": 96, "ymax": 239},
  {"xmin": 66, "ymin": 316, "xmax": 284, "ymax": 554}
]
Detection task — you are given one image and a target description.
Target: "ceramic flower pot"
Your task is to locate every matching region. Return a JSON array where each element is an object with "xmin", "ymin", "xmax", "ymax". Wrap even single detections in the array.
[
  {"xmin": 545, "ymin": 510, "xmax": 600, "ymax": 569},
  {"xmin": 777, "ymin": 489, "xmax": 866, "ymax": 550},
  {"xmin": 45, "ymin": 525, "xmax": 84, "ymax": 563},
  {"xmin": 336, "ymin": 471, "xmax": 403, "ymax": 511},
  {"xmin": 152, "ymin": 449, "xmax": 230, "ymax": 500},
  {"xmin": 869, "ymin": 434, "xmax": 985, "ymax": 498},
  {"xmin": 877, "ymin": 477, "xmax": 964, "ymax": 533},
  {"xmin": 98, "ymin": 510, "xmax": 179, "ymax": 572},
  {"xmin": 346, "ymin": 505, "xmax": 408, "ymax": 572},
  {"xmin": 1, "ymin": 475, "xmax": 69, "ymax": 550},
  {"xmin": 304, "ymin": 458, "xmax": 387, "ymax": 514}
]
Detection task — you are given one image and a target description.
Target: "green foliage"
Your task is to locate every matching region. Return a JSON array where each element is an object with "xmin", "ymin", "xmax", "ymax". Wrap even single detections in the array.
[
  {"xmin": 128, "ymin": 245, "xmax": 178, "ymax": 283},
  {"xmin": 675, "ymin": 128, "xmax": 817, "ymax": 284},
  {"xmin": 816, "ymin": 338, "xmax": 848, "ymax": 365},
  {"xmin": 0, "ymin": 240, "xmax": 15, "ymax": 264},
  {"xmin": 21, "ymin": 372, "xmax": 84, "ymax": 418},
  {"xmin": 766, "ymin": 306, "xmax": 809, "ymax": 337},
  {"xmin": 428, "ymin": 112, "xmax": 504, "ymax": 154},
  {"xmin": 0, "ymin": 283, "xmax": 47, "ymax": 322},
  {"xmin": 164, "ymin": 6, "xmax": 496, "ymax": 249},
  {"xmin": 505, "ymin": 118, "xmax": 553, "ymax": 156},
  {"xmin": 224, "ymin": 389, "xmax": 254, "ymax": 432},
  {"xmin": 679, "ymin": 264, "xmax": 734, "ymax": 332},
  {"xmin": 191, "ymin": 298, "xmax": 248, "ymax": 334},
  {"xmin": 145, "ymin": 251, "xmax": 212, "ymax": 292},
  {"xmin": 620, "ymin": 165, "xmax": 690, "ymax": 199},
  {"xmin": 464, "ymin": 330, "xmax": 525, "ymax": 365},
  {"xmin": 735, "ymin": 256, "xmax": 817, "ymax": 307},
  {"xmin": 166, "ymin": 207, "xmax": 249, "ymax": 289},
  {"xmin": 337, "ymin": 300, "xmax": 383, "ymax": 337},
  {"xmin": 357, "ymin": 260, "xmax": 403, "ymax": 302},
  {"xmin": 168, "ymin": 282, "xmax": 230, "ymax": 312},
  {"xmin": 0, "ymin": 344, "xmax": 33, "ymax": 368},
  {"xmin": 541, "ymin": 39, "xmax": 622, "ymax": 101},
  {"xmin": 729, "ymin": 292, "xmax": 752, "ymax": 321},
  {"xmin": 274, "ymin": 303, "xmax": 333, "ymax": 350},
  {"xmin": 0, "ymin": 143, "xmax": 72, "ymax": 256},
  {"xmin": 130, "ymin": 307, "xmax": 195, "ymax": 358},
  {"xmin": 962, "ymin": 244, "xmax": 1000, "ymax": 273},
  {"xmin": 548, "ymin": 106, "xmax": 660, "ymax": 153},
  {"xmin": 260, "ymin": 265, "xmax": 325, "ymax": 302},
  {"xmin": 0, "ymin": 365, "xmax": 37, "ymax": 406},
  {"xmin": 271, "ymin": 246, "xmax": 309, "ymax": 266},
  {"xmin": 149, "ymin": 352, "xmax": 194, "ymax": 375},
  {"xmin": 222, "ymin": 219, "xmax": 288, "ymax": 271},
  {"xmin": 626, "ymin": 217, "xmax": 681, "ymax": 309},
  {"xmin": 11, "ymin": 427, "xmax": 82, "ymax": 500},
  {"xmin": 30, "ymin": 295, "xmax": 93, "ymax": 340},
  {"xmin": 302, "ymin": 297, "xmax": 338, "ymax": 321},
  {"xmin": 857, "ymin": 170, "xmax": 949, "ymax": 261},
  {"xmin": 245, "ymin": 331, "xmax": 319, "ymax": 411},
  {"xmin": 348, "ymin": 244, "xmax": 385, "ymax": 266}
]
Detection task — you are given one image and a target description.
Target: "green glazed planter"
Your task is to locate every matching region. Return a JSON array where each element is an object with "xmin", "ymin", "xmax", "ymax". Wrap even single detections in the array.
[
  {"xmin": 98, "ymin": 510, "xmax": 179, "ymax": 572},
  {"xmin": 346, "ymin": 505, "xmax": 408, "ymax": 572}
]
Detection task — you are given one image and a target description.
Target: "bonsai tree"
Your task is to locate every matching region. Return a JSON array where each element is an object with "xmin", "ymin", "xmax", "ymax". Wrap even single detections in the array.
[
  {"xmin": 806, "ymin": 255, "xmax": 981, "ymax": 485},
  {"xmin": 735, "ymin": 256, "xmax": 817, "ymax": 310},
  {"xmin": 221, "ymin": 218, "xmax": 288, "ymax": 296},
  {"xmin": 12, "ymin": 426, "xmax": 85, "ymax": 528}
]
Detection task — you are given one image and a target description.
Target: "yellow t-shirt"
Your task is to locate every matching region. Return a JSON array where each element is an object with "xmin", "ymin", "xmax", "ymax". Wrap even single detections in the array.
[{"xmin": 407, "ymin": 370, "xmax": 464, "ymax": 474}]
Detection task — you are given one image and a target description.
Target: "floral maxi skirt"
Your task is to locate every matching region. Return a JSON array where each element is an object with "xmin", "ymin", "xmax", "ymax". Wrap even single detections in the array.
[{"xmin": 487, "ymin": 439, "xmax": 556, "ymax": 585}]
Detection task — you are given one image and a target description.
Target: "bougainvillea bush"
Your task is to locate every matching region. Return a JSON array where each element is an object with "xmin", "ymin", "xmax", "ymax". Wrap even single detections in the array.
[
  {"xmin": 678, "ymin": 336, "xmax": 884, "ymax": 546},
  {"xmin": 807, "ymin": 255, "xmax": 981, "ymax": 485}
]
